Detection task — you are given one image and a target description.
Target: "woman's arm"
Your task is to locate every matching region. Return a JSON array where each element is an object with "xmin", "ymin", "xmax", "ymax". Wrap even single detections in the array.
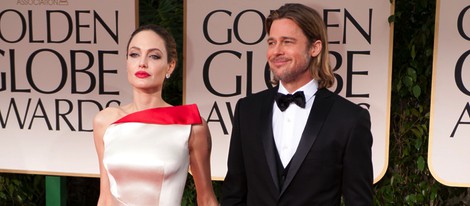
[
  {"xmin": 93, "ymin": 109, "xmax": 115, "ymax": 206},
  {"xmin": 189, "ymin": 119, "xmax": 219, "ymax": 206}
]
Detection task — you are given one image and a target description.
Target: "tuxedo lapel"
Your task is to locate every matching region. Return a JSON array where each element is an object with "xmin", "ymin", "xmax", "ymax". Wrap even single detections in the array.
[
  {"xmin": 280, "ymin": 88, "xmax": 335, "ymax": 195},
  {"xmin": 261, "ymin": 88, "xmax": 280, "ymax": 191}
]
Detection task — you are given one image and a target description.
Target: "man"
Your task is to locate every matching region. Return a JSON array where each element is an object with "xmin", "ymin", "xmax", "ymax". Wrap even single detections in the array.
[{"xmin": 222, "ymin": 3, "xmax": 373, "ymax": 205}]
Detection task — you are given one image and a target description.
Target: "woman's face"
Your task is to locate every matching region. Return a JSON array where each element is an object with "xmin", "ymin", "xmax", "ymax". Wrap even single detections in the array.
[{"xmin": 126, "ymin": 30, "xmax": 175, "ymax": 93}]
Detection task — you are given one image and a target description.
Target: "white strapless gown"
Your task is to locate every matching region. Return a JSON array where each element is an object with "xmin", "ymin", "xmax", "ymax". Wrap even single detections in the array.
[{"xmin": 102, "ymin": 104, "xmax": 201, "ymax": 206}]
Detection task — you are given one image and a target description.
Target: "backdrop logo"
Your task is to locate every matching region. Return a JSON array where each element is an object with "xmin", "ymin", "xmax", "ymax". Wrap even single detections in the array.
[
  {"xmin": 0, "ymin": 8, "xmax": 122, "ymax": 132},
  {"xmin": 428, "ymin": 1, "xmax": 470, "ymax": 187},
  {"xmin": 17, "ymin": 0, "xmax": 69, "ymax": 6},
  {"xmin": 185, "ymin": 1, "xmax": 393, "ymax": 181},
  {"xmin": 0, "ymin": 0, "xmax": 135, "ymax": 176}
]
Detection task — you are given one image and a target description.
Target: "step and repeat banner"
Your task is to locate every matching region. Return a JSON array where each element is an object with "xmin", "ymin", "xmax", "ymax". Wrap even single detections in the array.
[
  {"xmin": 1, "ymin": 0, "xmax": 467, "ymax": 187},
  {"xmin": 429, "ymin": 0, "xmax": 470, "ymax": 187},
  {"xmin": 0, "ymin": 0, "xmax": 136, "ymax": 176},
  {"xmin": 185, "ymin": 0, "xmax": 394, "ymax": 182}
]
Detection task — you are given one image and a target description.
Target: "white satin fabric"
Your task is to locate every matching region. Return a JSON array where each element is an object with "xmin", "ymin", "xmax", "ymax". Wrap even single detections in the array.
[{"xmin": 103, "ymin": 122, "xmax": 191, "ymax": 206}]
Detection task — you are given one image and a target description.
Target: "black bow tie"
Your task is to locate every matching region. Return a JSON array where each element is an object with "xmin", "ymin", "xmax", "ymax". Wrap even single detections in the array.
[{"xmin": 275, "ymin": 91, "xmax": 306, "ymax": 111}]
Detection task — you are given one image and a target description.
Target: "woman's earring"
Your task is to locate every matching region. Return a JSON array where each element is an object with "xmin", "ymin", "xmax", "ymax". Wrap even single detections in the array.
[{"xmin": 165, "ymin": 73, "xmax": 170, "ymax": 79}]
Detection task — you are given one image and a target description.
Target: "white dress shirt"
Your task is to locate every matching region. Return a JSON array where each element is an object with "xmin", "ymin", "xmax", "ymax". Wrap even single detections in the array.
[{"xmin": 272, "ymin": 79, "xmax": 318, "ymax": 167}]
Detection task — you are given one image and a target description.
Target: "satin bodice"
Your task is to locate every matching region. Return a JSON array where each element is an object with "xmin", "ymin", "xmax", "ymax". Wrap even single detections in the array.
[{"xmin": 102, "ymin": 104, "xmax": 201, "ymax": 205}]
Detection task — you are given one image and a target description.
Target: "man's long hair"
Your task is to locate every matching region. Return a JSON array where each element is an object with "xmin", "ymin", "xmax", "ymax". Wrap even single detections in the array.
[{"xmin": 266, "ymin": 3, "xmax": 335, "ymax": 89}]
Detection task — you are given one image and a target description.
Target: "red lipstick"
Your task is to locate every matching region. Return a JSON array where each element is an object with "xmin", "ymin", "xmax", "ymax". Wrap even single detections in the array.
[{"xmin": 135, "ymin": 71, "xmax": 150, "ymax": 78}]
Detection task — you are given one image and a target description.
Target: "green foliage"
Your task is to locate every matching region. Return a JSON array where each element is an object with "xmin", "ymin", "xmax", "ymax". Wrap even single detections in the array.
[
  {"xmin": 0, "ymin": 174, "xmax": 44, "ymax": 205},
  {"xmin": 373, "ymin": 0, "xmax": 469, "ymax": 205}
]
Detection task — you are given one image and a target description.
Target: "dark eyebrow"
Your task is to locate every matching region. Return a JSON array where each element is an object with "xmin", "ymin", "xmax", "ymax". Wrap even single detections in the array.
[
  {"xmin": 281, "ymin": 36, "xmax": 296, "ymax": 41},
  {"xmin": 267, "ymin": 36, "xmax": 297, "ymax": 42},
  {"xmin": 147, "ymin": 48, "xmax": 163, "ymax": 53},
  {"xmin": 128, "ymin": 46, "xmax": 163, "ymax": 54}
]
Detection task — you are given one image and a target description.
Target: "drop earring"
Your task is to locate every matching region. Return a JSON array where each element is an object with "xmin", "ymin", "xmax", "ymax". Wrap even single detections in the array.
[{"xmin": 165, "ymin": 73, "xmax": 170, "ymax": 79}]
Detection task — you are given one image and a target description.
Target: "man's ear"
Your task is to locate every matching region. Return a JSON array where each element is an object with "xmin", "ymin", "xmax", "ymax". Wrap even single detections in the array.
[{"xmin": 310, "ymin": 40, "xmax": 322, "ymax": 57}]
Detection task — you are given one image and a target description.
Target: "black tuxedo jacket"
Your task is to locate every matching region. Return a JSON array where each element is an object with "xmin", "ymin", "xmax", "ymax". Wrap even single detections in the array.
[{"xmin": 222, "ymin": 87, "xmax": 373, "ymax": 206}]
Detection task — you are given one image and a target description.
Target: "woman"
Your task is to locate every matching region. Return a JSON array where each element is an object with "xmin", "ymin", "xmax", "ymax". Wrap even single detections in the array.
[{"xmin": 93, "ymin": 24, "xmax": 218, "ymax": 205}]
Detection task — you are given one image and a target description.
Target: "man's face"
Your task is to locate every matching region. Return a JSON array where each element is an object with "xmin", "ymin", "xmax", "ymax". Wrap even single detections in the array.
[{"xmin": 266, "ymin": 18, "xmax": 314, "ymax": 85}]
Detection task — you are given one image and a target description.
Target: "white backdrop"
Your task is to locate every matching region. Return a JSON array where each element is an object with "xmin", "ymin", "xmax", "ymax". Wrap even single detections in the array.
[
  {"xmin": 428, "ymin": 0, "xmax": 470, "ymax": 187},
  {"xmin": 184, "ymin": 0, "xmax": 394, "ymax": 182},
  {"xmin": 0, "ymin": 0, "xmax": 136, "ymax": 176}
]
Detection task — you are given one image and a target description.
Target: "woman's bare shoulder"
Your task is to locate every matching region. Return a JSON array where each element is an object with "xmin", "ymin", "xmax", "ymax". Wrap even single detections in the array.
[
  {"xmin": 93, "ymin": 106, "xmax": 127, "ymax": 130},
  {"xmin": 190, "ymin": 117, "xmax": 211, "ymax": 142}
]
